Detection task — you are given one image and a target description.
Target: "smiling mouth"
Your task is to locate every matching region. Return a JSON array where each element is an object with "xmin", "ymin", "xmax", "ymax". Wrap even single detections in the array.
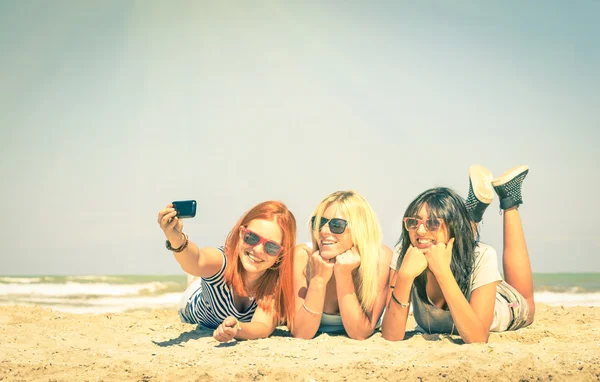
[
  {"xmin": 320, "ymin": 240, "xmax": 337, "ymax": 247},
  {"xmin": 416, "ymin": 238, "xmax": 436, "ymax": 247},
  {"xmin": 245, "ymin": 251, "xmax": 264, "ymax": 263}
]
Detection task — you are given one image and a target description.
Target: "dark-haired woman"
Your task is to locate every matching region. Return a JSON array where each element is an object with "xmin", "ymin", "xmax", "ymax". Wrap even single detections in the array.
[{"xmin": 382, "ymin": 165, "xmax": 534, "ymax": 344}]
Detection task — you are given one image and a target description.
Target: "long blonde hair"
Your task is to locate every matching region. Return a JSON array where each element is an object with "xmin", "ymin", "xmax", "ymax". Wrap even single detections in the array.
[{"xmin": 310, "ymin": 190, "xmax": 382, "ymax": 313}]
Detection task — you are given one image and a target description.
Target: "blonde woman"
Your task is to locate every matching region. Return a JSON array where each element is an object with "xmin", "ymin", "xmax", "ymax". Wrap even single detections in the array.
[{"xmin": 291, "ymin": 191, "xmax": 392, "ymax": 340}]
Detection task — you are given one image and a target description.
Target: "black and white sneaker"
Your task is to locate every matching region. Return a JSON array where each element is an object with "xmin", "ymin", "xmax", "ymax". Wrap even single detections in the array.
[
  {"xmin": 492, "ymin": 165, "xmax": 529, "ymax": 210},
  {"xmin": 465, "ymin": 165, "xmax": 494, "ymax": 223}
]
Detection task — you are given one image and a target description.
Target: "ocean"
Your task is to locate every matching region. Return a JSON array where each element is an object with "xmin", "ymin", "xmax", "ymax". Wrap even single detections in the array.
[
  {"xmin": 0, "ymin": 273, "xmax": 598, "ymax": 314},
  {"xmin": 0, "ymin": 275, "xmax": 186, "ymax": 314}
]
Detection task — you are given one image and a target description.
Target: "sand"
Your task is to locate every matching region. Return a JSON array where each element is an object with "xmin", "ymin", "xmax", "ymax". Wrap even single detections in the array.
[{"xmin": 1, "ymin": 304, "xmax": 599, "ymax": 381}]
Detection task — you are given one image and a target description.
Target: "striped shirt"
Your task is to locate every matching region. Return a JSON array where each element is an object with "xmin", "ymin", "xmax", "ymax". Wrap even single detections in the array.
[{"xmin": 178, "ymin": 247, "xmax": 257, "ymax": 328}]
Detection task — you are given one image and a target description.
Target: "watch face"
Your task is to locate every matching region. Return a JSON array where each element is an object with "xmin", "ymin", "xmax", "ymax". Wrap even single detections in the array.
[
  {"xmin": 166, "ymin": 234, "xmax": 188, "ymax": 252},
  {"xmin": 166, "ymin": 239, "xmax": 179, "ymax": 250}
]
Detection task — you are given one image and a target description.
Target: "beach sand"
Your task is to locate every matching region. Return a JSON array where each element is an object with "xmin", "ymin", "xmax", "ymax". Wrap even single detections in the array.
[{"xmin": 1, "ymin": 304, "xmax": 598, "ymax": 381}]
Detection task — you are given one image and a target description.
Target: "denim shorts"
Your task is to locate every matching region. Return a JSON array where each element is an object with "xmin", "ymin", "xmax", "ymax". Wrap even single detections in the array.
[{"xmin": 493, "ymin": 281, "xmax": 530, "ymax": 332}]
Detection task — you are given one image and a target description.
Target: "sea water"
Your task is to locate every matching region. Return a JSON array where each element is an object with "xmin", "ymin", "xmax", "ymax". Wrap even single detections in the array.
[{"xmin": 0, "ymin": 273, "xmax": 598, "ymax": 314}]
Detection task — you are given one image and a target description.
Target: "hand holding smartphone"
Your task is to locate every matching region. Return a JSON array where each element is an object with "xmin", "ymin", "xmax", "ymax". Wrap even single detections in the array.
[{"xmin": 172, "ymin": 200, "xmax": 197, "ymax": 218}]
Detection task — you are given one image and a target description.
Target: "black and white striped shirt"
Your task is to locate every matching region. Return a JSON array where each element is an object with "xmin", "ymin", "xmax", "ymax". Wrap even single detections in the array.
[{"xmin": 179, "ymin": 247, "xmax": 257, "ymax": 328}]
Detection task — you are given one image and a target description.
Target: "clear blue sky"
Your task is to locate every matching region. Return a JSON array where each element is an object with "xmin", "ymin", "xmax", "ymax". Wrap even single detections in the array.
[{"xmin": 1, "ymin": 1, "xmax": 598, "ymax": 275}]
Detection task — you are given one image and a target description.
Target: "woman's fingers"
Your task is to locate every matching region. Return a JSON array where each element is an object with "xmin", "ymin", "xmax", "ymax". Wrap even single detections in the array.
[
  {"xmin": 213, "ymin": 326, "xmax": 226, "ymax": 342},
  {"xmin": 446, "ymin": 238, "xmax": 455, "ymax": 253},
  {"xmin": 159, "ymin": 209, "xmax": 178, "ymax": 229},
  {"xmin": 174, "ymin": 217, "xmax": 183, "ymax": 232},
  {"xmin": 214, "ymin": 318, "xmax": 236, "ymax": 341},
  {"xmin": 157, "ymin": 205, "xmax": 175, "ymax": 223},
  {"xmin": 213, "ymin": 324, "xmax": 235, "ymax": 342},
  {"xmin": 167, "ymin": 216, "xmax": 178, "ymax": 229},
  {"xmin": 223, "ymin": 325, "xmax": 237, "ymax": 338},
  {"xmin": 223, "ymin": 316, "xmax": 238, "ymax": 328}
]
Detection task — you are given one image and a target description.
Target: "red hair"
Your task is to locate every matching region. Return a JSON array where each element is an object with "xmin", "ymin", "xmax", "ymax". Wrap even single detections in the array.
[{"xmin": 223, "ymin": 201, "xmax": 297, "ymax": 332}]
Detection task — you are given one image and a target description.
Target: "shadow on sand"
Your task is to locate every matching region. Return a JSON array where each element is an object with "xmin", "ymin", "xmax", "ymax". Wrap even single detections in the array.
[{"xmin": 152, "ymin": 325, "xmax": 214, "ymax": 347}]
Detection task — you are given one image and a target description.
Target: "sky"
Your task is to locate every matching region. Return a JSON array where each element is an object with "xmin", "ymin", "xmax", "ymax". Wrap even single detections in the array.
[{"xmin": 1, "ymin": 1, "xmax": 599, "ymax": 275}]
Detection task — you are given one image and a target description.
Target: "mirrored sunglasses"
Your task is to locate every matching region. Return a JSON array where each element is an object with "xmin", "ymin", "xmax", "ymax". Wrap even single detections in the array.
[
  {"xmin": 241, "ymin": 227, "xmax": 283, "ymax": 256},
  {"xmin": 311, "ymin": 216, "xmax": 348, "ymax": 234}
]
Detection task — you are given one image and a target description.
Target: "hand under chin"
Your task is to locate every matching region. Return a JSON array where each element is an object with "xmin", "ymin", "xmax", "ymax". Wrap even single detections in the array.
[
  {"xmin": 319, "ymin": 250, "xmax": 340, "ymax": 261},
  {"xmin": 320, "ymin": 254, "xmax": 338, "ymax": 261}
]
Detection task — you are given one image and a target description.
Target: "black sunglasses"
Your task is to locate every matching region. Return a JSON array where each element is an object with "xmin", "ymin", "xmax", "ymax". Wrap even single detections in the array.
[
  {"xmin": 241, "ymin": 227, "xmax": 283, "ymax": 256},
  {"xmin": 311, "ymin": 216, "xmax": 348, "ymax": 234}
]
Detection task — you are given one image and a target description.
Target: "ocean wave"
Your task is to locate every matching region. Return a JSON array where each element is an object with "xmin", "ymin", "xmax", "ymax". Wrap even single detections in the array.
[
  {"xmin": 65, "ymin": 275, "xmax": 126, "ymax": 283},
  {"xmin": 0, "ymin": 277, "xmax": 43, "ymax": 284},
  {"xmin": 1, "ymin": 276, "xmax": 599, "ymax": 314},
  {"xmin": 0, "ymin": 293, "xmax": 182, "ymax": 314},
  {"xmin": 0, "ymin": 275, "xmax": 187, "ymax": 285},
  {"xmin": 1, "ymin": 290, "xmax": 598, "ymax": 316},
  {"xmin": 534, "ymin": 285, "xmax": 596, "ymax": 294},
  {"xmin": 534, "ymin": 292, "xmax": 600, "ymax": 307},
  {"xmin": 0, "ymin": 281, "xmax": 184, "ymax": 297}
]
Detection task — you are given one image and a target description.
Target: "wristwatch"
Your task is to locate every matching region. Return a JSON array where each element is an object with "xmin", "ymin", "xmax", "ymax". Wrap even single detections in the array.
[{"xmin": 166, "ymin": 232, "xmax": 189, "ymax": 252}]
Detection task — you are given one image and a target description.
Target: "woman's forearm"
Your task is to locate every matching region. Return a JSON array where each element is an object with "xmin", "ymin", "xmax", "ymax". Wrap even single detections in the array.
[
  {"xmin": 235, "ymin": 321, "xmax": 275, "ymax": 340},
  {"xmin": 382, "ymin": 273, "xmax": 413, "ymax": 341},
  {"xmin": 291, "ymin": 279, "xmax": 328, "ymax": 339},
  {"xmin": 435, "ymin": 270, "xmax": 489, "ymax": 343},
  {"xmin": 335, "ymin": 274, "xmax": 375, "ymax": 340},
  {"xmin": 172, "ymin": 240, "xmax": 203, "ymax": 276}
]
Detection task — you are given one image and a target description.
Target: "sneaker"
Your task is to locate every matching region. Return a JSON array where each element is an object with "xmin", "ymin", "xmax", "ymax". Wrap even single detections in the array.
[
  {"xmin": 492, "ymin": 165, "xmax": 529, "ymax": 210},
  {"xmin": 465, "ymin": 165, "xmax": 494, "ymax": 223}
]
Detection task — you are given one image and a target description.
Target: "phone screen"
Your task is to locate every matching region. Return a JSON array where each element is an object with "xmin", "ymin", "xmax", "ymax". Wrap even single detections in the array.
[{"xmin": 172, "ymin": 200, "xmax": 197, "ymax": 218}]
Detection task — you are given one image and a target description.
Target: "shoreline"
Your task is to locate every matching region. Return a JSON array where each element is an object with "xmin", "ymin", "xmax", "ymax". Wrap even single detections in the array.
[{"xmin": 1, "ymin": 303, "xmax": 599, "ymax": 381}]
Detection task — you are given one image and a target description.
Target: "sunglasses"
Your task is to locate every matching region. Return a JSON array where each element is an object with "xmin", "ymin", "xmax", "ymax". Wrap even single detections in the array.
[
  {"xmin": 403, "ymin": 217, "xmax": 443, "ymax": 232},
  {"xmin": 311, "ymin": 216, "xmax": 348, "ymax": 234},
  {"xmin": 240, "ymin": 227, "xmax": 283, "ymax": 256}
]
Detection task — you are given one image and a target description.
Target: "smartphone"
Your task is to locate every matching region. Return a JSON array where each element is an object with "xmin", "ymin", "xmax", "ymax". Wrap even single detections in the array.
[{"xmin": 172, "ymin": 200, "xmax": 197, "ymax": 218}]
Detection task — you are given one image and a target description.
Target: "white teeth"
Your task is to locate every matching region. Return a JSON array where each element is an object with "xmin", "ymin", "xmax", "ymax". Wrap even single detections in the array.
[
  {"xmin": 246, "ymin": 252, "xmax": 263, "ymax": 263},
  {"xmin": 321, "ymin": 241, "xmax": 336, "ymax": 245}
]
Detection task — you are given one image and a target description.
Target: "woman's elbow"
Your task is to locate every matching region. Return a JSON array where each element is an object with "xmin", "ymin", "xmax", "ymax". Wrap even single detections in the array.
[
  {"xmin": 290, "ymin": 328, "xmax": 316, "ymax": 340},
  {"xmin": 292, "ymin": 333, "xmax": 315, "ymax": 340},
  {"xmin": 293, "ymin": 333, "xmax": 315, "ymax": 340},
  {"xmin": 382, "ymin": 330, "xmax": 405, "ymax": 342},
  {"xmin": 346, "ymin": 328, "xmax": 374, "ymax": 341},
  {"xmin": 349, "ymin": 333, "xmax": 370, "ymax": 341},
  {"xmin": 180, "ymin": 265, "xmax": 195, "ymax": 276},
  {"xmin": 462, "ymin": 333, "xmax": 490, "ymax": 344}
]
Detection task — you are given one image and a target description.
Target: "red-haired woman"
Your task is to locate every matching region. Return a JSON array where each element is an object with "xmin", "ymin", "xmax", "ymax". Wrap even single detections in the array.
[{"xmin": 157, "ymin": 201, "xmax": 297, "ymax": 342}]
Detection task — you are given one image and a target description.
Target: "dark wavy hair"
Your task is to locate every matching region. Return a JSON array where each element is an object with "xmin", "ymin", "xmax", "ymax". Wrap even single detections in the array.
[{"xmin": 395, "ymin": 187, "xmax": 476, "ymax": 303}]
